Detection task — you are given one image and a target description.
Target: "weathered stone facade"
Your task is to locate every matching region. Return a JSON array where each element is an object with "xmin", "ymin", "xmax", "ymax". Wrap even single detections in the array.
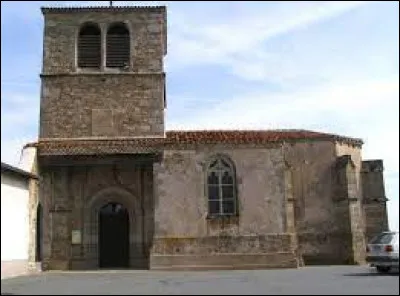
[
  {"xmin": 40, "ymin": 6, "xmax": 166, "ymax": 138},
  {"xmin": 361, "ymin": 160, "xmax": 389, "ymax": 242},
  {"xmin": 40, "ymin": 74, "xmax": 165, "ymax": 138},
  {"xmin": 26, "ymin": 6, "xmax": 389, "ymax": 271},
  {"xmin": 151, "ymin": 146, "xmax": 297, "ymax": 269},
  {"xmin": 37, "ymin": 156, "xmax": 155, "ymax": 270}
]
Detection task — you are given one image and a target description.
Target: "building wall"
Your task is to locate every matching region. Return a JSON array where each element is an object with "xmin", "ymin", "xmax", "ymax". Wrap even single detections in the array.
[
  {"xmin": 334, "ymin": 143, "xmax": 366, "ymax": 264},
  {"xmin": 1, "ymin": 173, "xmax": 30, "ymax": 278},
  {"xmin": 42, "ymin": 8, "xmax": 166, "ymax": 74},
  {"xmin": 282, "ymin": 141, "xmax": 364, "ymax": 264},
  {"xmin": 361, "ymin": 160, "xmax": 389, "ymax": 242},
  {"xmin": 40, "ymin": 8, "xmax": 166, "ymax": 139},
  {"xmin": 40, "ymin": 75, "xmax": 164, "ymax": 138},
  {"xmin": 38, "ymin": 156, "xmax": 155, "ymax": 270},
  {"xmin": 31, "ymin": 140, "xmax": 386, "ymax": 270},
  {"xmin": 335, "ymin": 143, "xmax": 362, "ymax": 193},
  {"xmin": 34, "ymin": 141, "xmax": 374, "ymax": 270},
  {"xmin": 151, "ymin": 144, "xmax": 298, "ymax": 269}
]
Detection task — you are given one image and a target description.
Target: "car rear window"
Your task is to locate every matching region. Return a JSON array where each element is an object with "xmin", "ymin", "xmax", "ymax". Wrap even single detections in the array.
[{"xmin": 370, "ymin": 233, "xmax": 396, "ymax": 244}]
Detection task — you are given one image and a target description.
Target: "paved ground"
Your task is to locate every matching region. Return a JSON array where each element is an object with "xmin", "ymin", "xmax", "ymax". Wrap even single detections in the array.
[{"xmin": 1, "ymin": 266, "xmax": 398, "ymax": 295}]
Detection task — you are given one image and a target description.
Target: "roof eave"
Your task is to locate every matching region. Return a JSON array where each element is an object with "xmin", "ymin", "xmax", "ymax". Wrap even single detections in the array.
[{"xmin": 1, "ymin": 162, "xmax": 38, "ymax": 180}]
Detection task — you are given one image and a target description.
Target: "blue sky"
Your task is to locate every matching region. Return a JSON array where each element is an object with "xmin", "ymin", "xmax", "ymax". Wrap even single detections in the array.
[{"xmin": 1, "ymin": 1, "xmax": 399, "ymax": 231}]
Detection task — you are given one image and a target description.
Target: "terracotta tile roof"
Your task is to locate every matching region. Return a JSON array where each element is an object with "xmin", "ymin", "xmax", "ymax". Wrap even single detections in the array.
[
  {"xmin": 26, "ymin": 130, "xmax": 363, "ymax": 156},
  {"xmin": 164, "ymin": 130, "xmax": 362, "ymax": 144},
  {"xmin": 28, "ymin": 137, "xmax": 165, "ymax": 156}
]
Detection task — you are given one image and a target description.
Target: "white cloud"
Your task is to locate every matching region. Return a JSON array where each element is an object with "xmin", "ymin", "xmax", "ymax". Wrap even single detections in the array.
[
  {"xmin": 167, "ymin": 1, "xmax": 372, "ymax": 82},
  {"xmin": 1, "ymin": 94, "xmax": 39, "ymax": 129},
  {"xmin": 1, "ymin": 137, "xmax": 35, "ymax": 167},
  {"xmin": 1, "ymin": 92, "xmax": 39, "ymax": 166},
  {"xmin": 167, "ymin": 77, "xmax": 399, "ymax": 134},
  {"xmin": 386, "ymin": 178, "xmax": 399, "ymax": 231}
]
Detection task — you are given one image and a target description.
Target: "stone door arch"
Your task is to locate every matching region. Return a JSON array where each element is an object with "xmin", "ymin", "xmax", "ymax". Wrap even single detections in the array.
[{"xmin": 83, "ymin": 186, "xmax": 143, "ymax": 268}]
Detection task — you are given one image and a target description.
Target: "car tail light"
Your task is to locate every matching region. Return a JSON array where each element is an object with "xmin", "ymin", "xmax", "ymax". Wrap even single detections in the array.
[{"xmin": 385, "ymin": 245, "xmax": 393, "ymax": 252}]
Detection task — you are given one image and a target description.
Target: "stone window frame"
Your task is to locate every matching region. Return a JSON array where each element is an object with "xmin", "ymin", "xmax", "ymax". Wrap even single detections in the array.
[{"xmin": 205, "ymin": 154, "xmax": 238, "ymax": 218}]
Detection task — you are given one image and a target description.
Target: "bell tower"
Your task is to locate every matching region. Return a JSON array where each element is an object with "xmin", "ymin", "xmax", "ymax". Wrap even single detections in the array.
[
  {"xmin": 35, "ymin": 5, "xmax": 166, "ymax": 271},
  {"xmin": 39, "ymin": 5, "xmax": 167, "ymax": 139}
]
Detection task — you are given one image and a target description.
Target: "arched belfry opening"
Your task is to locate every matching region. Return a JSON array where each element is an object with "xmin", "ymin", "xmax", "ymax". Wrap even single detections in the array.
[
  {"xmin": 106, "ymin": 22, "xmax": 130, "ymax": 68},
  {"xmin": 98, "ymin": 202, "xmax": 130, "ymax": 268},
  {"xmin": 78, "ymin": 23, "xmax": 101, "ymax": 68}
]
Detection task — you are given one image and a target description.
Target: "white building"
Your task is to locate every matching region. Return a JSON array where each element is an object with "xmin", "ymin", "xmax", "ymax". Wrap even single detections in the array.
[{"xmin": 1, "ymin": 160, "xmax": 38, "ymax": 279}]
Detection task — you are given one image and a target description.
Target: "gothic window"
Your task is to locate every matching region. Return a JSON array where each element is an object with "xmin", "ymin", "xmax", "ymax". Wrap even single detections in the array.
[
  {"xmin": 78, "ymin": 23, "xmax": 101, "ymax": 68},
  {"xmin": 106, "ymin": 23, "xmax": 130, "ymax": 68},
  {"xmin": 207, "ymin": 156, "xmax": 237, "ymax": 216}
]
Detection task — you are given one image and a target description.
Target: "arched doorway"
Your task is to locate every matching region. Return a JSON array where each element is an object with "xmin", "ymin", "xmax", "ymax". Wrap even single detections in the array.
[
  {"xmin": 98, "ymin": 202, "xmax": 129, "ymax": 268},
  {"xmin": 35, "ymin": 203, "xmax": 42, "ymax": 262}
]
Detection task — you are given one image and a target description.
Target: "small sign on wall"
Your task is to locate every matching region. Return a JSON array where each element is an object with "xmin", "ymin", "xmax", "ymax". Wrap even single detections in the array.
[{"xmin": 71, "ymin": 230, "xmax": 82, "ymax": 245}]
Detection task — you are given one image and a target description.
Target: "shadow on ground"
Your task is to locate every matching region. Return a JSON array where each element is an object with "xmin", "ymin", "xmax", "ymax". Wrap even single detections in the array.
[{"xmin": 343, "ymin": 271, "xmax": 399, "ymax": 277}]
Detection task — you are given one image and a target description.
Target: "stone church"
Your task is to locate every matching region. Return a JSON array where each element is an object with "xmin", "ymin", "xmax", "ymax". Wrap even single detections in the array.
[{"xmin": 24, "ymin": 5, "xmax": 389, "ymax": 271}]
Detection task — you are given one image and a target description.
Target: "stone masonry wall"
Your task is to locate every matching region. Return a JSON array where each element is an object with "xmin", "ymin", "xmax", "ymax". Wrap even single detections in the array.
[
  {"xmin": 361, "ymin": 160, "xmax": 389, "ymax": 242},
  {"xmin": 40, "ymin": 8, "xmax": 166, "ymax": 139},
  {"xmin": 38, "ymin": 156, "xmax": 154, "ymax": 270},
  {"xmin": 153, "ymin": 146, "xmax": 287, "ymax": 238},
  {"xmin": 27, "ymin": 174, "xmax": 40, "ymax": 270},
  {"xmin": 40, "ymin": 74, "xmax": 164, "ymax": 138},
  {"xmin": 283, "ymin": 141, "xmax": 362, "ymax": 264},
  {"xmin": 150, "ymin": 234, "xmax": 297, "ymax": 270},
  {"xmin": 151, "ymin": 145, "xmax": 298, "ymax": 269},
  {"xmin": 335, "ymin": 143, "xmax": 367, "ymax": 264},
  {"xmin": 151, "ymin": 141, "xmax": 368, "ymax": 267},
  {"xmin": 42, "ymin": 8, "xmax": 166, "ymax": 74}
]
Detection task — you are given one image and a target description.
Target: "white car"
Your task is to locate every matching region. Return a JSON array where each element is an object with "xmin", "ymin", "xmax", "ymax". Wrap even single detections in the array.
[{"xmin": 366, "ymin": 231, "xmax": 399, "ymax": 273}]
